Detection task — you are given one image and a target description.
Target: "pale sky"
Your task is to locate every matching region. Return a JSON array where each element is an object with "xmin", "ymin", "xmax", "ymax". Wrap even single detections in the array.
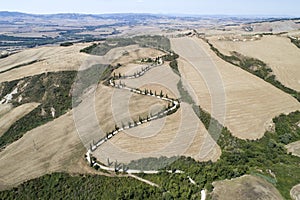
[{"xmin": 1, "ymin": 0, "xmax": 299, "ymax": 16}]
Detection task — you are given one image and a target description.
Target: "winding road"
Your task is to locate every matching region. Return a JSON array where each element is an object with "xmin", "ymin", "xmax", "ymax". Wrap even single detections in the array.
[
  {"xmin": 86, "ymin": 55, "xmax": 180, "ymax": 169},
  {"xmin": 84, "ymin": 46, "xmax": 206, "ymax": 199}
]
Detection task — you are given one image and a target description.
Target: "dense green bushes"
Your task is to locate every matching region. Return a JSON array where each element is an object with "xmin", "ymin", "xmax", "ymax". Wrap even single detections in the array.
[
  {"xmin": 0, "ymin": 173, "xmax": 163, "ymax": 200},
  {"xmin": 0, "ymin": 105, "xmax": 50, "ymax": 148},
  {"xmin": 159, "ymin": 66, "xmax": 300, "ymax": 198},
  {"xmin": 127, "ymin": 156, "xmax": 178, "ymax": 171},
  {"xmin": 0, "ymin": 34, "xmax": 65, "ymax": 48},
  {"xmin": 0, "ymin": 71, "xmax": 77, "ymax": 149},
  {"xmin": 177, "ymin": 80, "xmax": 194, "ymax": 105},
  {"xmin": 133, "ymin": 35, "xmax": 171, "ymax": 51},
  {"xmin": 169, "ymin": 60, "xmax": 180, "ymax": 76},
  {"xmin": 1, "ymin": 37, "xmax": 299, "ymax": 199},
  {"xmin": 184, "ymin": 105, "xmax": 300, "ymax": 199},
  {"xmin": 0, "ymin": 64, "xmax": 115, "ymax": 149},
  {"xmin": 60, "ymin": 42, "xmax": 74, "ymax": 47}
]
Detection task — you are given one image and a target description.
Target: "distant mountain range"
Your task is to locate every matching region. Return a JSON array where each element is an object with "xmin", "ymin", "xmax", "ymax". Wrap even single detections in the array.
[
  {"xmin": 0, "ymin": 11, "xmax": 299, "ymax": 52},
  {"xmin": 0, "ymin": 11, "xmax": 298, "ymax": 20}
]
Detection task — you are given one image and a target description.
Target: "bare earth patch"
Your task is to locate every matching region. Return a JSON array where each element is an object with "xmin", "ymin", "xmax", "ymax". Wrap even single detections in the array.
[
  {"xmin": 211, "ymin": 175, "xmax": 284, "ymax": 200},
  {"xmin": 171, "ymin": 37, "xmax": 300, "ymax": 140}
]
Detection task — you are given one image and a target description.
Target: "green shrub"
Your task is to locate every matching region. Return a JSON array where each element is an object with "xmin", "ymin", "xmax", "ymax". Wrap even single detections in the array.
[
  {"xmin": 290, "ymin": 38, "xmax": 300, "ymax": 49},
  {"xmin": 60, "ymin": 42, "xmax": 74, "ymax": 47}
]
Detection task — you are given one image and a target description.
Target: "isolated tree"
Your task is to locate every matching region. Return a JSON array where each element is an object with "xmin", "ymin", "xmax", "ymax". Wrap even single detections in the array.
[
  {"xmin": 168, "ymin": 103, "xmax": 171, "ymax": 109},
  {"xmin": 171, "ymin": 101, "xmax": 175, "ymax": 107},
  {"xmin": 139, "ymin": 116, "xmax": 143, "ymax": 123},
  {"xmin": 165, "ymin": 94, "xmax": 168, "ymax": 98},
  {"xmin": 121, "ymin": 121, "xmax": 125, "ymax": 128},
  {"xmin": 160, "ymin": 90, "xmax": 163, "ymax": 97},
  {"xmin": 114, "ymin": 160, "xmax": 119, "ymax": 172}
]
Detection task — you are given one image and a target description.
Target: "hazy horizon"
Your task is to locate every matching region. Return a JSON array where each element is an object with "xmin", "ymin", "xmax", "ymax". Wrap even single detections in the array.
[{"xmin": 1, "ymin": 0, "xmax": 300, "ymax": 17}]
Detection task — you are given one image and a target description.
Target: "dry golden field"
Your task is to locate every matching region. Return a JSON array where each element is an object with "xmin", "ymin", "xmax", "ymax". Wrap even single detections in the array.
[
  {"xmin": 0, "ymin": 44, "xmax": 143, "ymax": 82},
  {"xmin": 112, "ymin": 47, "xmax": 164, "ymax": 66},
  {"xmin": 0, "ymin": 103, "xmax": 39, "ymax": 137},
  {"xmin": 286, "ymin": 140, "xmax": 300, "ymax": 157},
  {"xmin": 0, "ymin": 110, "xmax": 85, "ymax": 189},
  {"xmin": 92, "ymin": 59, "xmax": 221, "ymax": 164},
  {"xmin": 210, "ymin": 35, "xmax": 300, "ymax": 91},
  {"xmin": 93, "ymin": 102, "xmax": 221, "ymax": 164},
  {"xmin": 0, "ymin": 43, "xmax": 220, "ymax": 190},
  {"xmin": 171, "ymin": 37, "xmax": 300, "ymax": 140},
  {"xmin": 0, "ymin": 44, "xmax": 165, "ymax": 189}
]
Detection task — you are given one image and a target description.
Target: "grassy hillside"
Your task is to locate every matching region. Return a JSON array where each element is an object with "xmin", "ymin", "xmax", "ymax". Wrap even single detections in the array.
[
  {"xmin": 207, "ymin": 41, "xmax": 300, "ymax": 102},
  {"xmin": 1, "ymin": 43, "xmax": 299, "ymax": 199},
  {"xmin": 174, "ymin": 71, "xmax": 300, "ymax": 198},
  {"xmin": 0, "ymin": 71, "xmax": 76, "ymax": 149},
  {"xmin": 0, "ymin": 64, "xmax": 110, "ymax": 149},
  {"xmin": 1, "ymin": 109, "xmax": 298, "ymax": 199}
]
